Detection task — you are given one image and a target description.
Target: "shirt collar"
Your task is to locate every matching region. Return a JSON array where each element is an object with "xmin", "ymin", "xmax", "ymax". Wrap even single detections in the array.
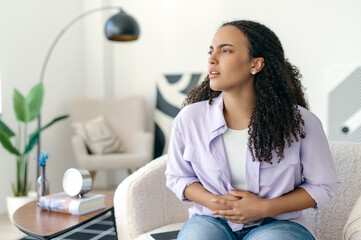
[{"xmin": 209, "ymin": 92, "xmax": 227, "ymax": 137}]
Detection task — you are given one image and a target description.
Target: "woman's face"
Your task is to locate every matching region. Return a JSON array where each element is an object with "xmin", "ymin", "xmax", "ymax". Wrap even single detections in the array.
[{"xmin": 208, "ymin": 25, "xmax": 255, "ymax": 93}]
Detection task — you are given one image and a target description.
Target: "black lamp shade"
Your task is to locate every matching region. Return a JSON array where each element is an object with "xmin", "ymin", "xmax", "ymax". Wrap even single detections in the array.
[{"xmin": 105, "ymin": 10, "xmax": 140, "ymax": 41}]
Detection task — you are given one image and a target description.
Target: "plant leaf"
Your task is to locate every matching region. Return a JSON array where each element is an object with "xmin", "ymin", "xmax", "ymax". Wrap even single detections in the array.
[
  {"xmin": 27, "ymin": 83, "xmax": 44, "ymax": 121},
  {"xmin": 0, "ymin": 130, "xmax": 20, "ymax": 156},
  {"xmin": 24, "ymin": 114, "xmax": 69, "ymax": 154},
  {"xmin": 24, "ymin": 132, "xmax": 38, "ymax": 154},
  {"xmin": 0, "ymin": 120, "xmax": 15, "ymax": 138},
  {"xmin": 13, "ymin": 89, "xmax": 29, "ymax": 122}
]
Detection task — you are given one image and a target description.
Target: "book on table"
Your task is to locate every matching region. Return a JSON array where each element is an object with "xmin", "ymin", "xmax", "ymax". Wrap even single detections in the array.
[
  {"xmin": 38, "ymin": 192, "xmax": 106, "ymax": 215},
  {"xmin": 149, "ymin": 230, "xmax": 180, "ymax": 240}
]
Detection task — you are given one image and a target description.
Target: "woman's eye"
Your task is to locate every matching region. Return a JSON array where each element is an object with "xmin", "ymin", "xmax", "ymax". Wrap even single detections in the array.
[
  {"xmin": 223, "ymin": 49, "xmax": 231, "ymax": 53},
  {"xmin": 208, "ymin": 51, "xmax": 213, "ymax": 56}
]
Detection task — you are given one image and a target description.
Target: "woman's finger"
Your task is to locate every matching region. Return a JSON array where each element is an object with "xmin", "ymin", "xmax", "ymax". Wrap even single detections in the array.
[
  {"xmin": 211, "ymin": 209, "xmax": 238, "ymax": 216},
  {"xmin": 211, "ymin": 198, "xmax": 235, "ymax": 208}
]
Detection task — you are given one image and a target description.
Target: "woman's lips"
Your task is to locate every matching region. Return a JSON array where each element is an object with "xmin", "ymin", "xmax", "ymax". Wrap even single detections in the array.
[{"xmin": 209, "ymin": 71, "xmax": 220, "ymax": 79}]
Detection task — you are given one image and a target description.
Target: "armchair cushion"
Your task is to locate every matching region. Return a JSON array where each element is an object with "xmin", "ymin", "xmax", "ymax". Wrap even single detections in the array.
[{"xmin": 72, "ymin": 115, "xmax": 123, "ymax": 154}]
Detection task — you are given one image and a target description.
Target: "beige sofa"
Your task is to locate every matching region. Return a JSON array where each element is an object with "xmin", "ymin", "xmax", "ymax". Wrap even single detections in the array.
[{"xmin": 114, "ymin": 142, "xmax": 361, "ymax": 240}]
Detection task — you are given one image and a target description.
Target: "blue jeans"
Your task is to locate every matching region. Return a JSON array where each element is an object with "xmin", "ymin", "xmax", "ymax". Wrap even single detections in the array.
[{"xmin": 177, "ymin": 215, "xmax": 314, "ymax": 240}]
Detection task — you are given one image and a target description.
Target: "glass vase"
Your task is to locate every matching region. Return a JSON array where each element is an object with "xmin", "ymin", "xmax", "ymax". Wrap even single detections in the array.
[{"xmin": 37, "ymin": 166, "xmax": 49, "ymax": 200}]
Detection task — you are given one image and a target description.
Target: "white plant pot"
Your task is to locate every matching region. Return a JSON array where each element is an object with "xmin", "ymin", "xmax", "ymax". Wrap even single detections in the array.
[{"xmin": 6, "ymin": 191, "xmax": 37, "ymax": 223}]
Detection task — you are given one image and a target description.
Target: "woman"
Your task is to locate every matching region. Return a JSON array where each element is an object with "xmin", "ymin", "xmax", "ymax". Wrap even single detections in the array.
[{"xmin": 165, "ymin": 20, "xmax": 340, "ymax": 240}]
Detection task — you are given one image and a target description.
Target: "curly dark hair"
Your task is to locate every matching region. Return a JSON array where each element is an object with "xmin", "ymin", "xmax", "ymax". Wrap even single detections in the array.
[{"xmin": 183, "ymin": 20, "xmax": 309, "ymax": 164}]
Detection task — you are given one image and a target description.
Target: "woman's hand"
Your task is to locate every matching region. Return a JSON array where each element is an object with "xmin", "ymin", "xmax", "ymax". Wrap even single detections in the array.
[
  {"xmin": 210, "ymin": 193, "xmax": 241, "ymax": 211},
  {"xmin": 210, "ymin": 190, "xmax": 268, "ymax": 224},
  {"xmin": 183, "ymin": 182, "xmax": 243, "ymax": 211}
]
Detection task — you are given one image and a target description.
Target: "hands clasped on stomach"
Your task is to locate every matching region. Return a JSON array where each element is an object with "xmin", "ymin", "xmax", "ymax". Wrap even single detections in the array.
[{"xmin": 210, "ymin": 190, "xmax": 268, "ymax": 224}]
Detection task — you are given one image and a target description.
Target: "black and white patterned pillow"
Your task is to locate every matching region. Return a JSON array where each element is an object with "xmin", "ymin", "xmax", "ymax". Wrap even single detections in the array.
[{"xmin": 153, "ymin": 73, "xmax": 207, "ymax": 158}]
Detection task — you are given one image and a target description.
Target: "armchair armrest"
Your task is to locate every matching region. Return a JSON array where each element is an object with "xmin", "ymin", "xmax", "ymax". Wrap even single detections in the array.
[
  {"xmin": 114, "ymin": 154, "xmax": 192, "ymax": 240},
  {"xmin": 343, "ymin": 195, "xmax": 361, "ymax": 240}
]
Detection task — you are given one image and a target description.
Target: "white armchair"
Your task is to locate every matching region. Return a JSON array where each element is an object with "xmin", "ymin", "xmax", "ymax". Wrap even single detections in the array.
[
  {"xmin": 71, "ymin": 96, "xmax": 153, "ymax": 179},
  {"xmin": 114, "ymin": 142, "xmax": 361, "ymax": 240}
]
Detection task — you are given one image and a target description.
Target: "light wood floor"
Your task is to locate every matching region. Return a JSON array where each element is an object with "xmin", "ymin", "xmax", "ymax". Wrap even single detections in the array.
[{"xmin": 0, "ymin": 213, "xmax": 26, "ymax": 240}]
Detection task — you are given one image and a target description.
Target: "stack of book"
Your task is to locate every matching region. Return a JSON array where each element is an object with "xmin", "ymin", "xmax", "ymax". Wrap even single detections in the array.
[{"xmin": 38, "ymin": 192, "xmax": 105, "ymax": 215}]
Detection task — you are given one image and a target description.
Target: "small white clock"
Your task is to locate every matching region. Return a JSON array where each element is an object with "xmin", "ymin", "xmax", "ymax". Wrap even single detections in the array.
[{"xmin": 62, "ymin": 168, "xmax": 92, "ymax": 197}]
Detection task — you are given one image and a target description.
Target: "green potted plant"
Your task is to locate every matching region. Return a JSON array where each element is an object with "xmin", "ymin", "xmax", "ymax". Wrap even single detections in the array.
[{"xmin": 0, "ymin": 83, "xmax": 68, "ymax": 220}]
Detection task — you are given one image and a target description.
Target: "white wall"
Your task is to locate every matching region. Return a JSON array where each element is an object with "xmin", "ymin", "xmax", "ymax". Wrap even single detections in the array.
[{"xmin": 1, "ymin": 0, "xmax": 361, "ymax": 214}]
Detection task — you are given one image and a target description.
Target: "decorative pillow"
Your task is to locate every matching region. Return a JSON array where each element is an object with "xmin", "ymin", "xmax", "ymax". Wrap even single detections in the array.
[
  {"xmin": 154, "ymin": 73, "xmax": 206, "ymax": 158},
  {"xmin": 72, "ymin": 116, "xmax": 123, "ymax": 154}
]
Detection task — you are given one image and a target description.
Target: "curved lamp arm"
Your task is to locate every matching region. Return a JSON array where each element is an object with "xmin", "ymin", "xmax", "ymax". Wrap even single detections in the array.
[
  {"xmin": 39, "ymin": 6, "xmax": 123, "ymax": 84},
  {"xmin": 36, "ymin": 6, "xmax": 139, "ymax": 178}
]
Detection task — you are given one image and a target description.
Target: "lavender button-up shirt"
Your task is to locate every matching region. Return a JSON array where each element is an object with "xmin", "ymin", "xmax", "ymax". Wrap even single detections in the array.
[{"xmin": 165, "ymin": 93, "xmax": 340, "ymax": 236}]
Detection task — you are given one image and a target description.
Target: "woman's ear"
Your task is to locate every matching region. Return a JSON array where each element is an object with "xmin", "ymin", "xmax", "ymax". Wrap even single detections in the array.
[
  {"xmin": 250, "ymin": 57, "xmax": 265, "ymax": 75},
  {"xmin": 254, "ymin": 57, "xmax": 265, "ymax": 72}
]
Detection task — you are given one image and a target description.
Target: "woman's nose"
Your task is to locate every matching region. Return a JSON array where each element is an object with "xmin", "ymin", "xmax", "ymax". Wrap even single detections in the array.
[{"xmin": 208, "ymin": 53, "xmax": 218, "ymax": 65}]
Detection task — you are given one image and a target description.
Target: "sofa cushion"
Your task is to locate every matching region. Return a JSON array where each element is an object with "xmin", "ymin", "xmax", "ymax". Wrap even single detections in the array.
[{"xmin": 72, "ymin": 115, "xmax": 123, "ymax": 154}]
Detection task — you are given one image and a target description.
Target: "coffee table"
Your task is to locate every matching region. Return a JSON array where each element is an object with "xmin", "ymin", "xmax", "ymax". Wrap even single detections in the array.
[{"xmin": 13, "ymin": 191, "xmax": 115, "ymax": 240}]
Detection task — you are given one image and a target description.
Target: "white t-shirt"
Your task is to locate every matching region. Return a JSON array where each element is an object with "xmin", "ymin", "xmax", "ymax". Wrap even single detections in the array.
[{"xmin": 222, "ymin": 128, "xmax": 249, "ymax": 190}]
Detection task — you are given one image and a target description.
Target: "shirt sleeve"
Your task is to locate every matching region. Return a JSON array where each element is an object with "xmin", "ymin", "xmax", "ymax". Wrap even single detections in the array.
[
  {"xmin": 165, "ymin": 115, "xmax": 200, "ymax": 202},
  {"xmin": 298, "ymin": 113, "xmax": 341, "ymax": 210}
]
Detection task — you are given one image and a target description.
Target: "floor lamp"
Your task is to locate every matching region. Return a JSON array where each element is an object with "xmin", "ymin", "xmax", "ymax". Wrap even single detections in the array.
[{"xmin": 36, "ymin": 6, "xmax": 140, "ymax": 178}]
